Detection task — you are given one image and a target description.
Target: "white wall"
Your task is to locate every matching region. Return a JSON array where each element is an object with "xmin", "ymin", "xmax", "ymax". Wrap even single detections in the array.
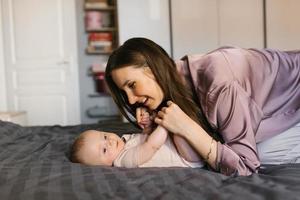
[
  {"xmin": 117, "ymin": 0, "xmax": 171, "ymax": 54},
  {"xmin": 0, "ymin": 1, "xmax": 8, "ymax": 111},
  {"xmin": 218, "ymin": 0, "xmax": 264, "ymax": 48},
  {"xmin": 266, "ymin": 0, "xmax": 300, "ymax": 50},
  {"xmin": 171, "ymin": 0, "xmax": 219, "ymax": 59},
  {"xmin": 171, "ymin": 0, "xmax": 264, "ymax": 59}
]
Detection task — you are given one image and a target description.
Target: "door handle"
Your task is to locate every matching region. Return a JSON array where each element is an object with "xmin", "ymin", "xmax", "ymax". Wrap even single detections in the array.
[{"xmin": 57, "ymin": 60, "xmax": 70, "ymax": 65}]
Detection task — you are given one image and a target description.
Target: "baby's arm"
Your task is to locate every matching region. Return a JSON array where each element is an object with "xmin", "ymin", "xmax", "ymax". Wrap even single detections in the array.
[
  {"xmin": 136, "ymin": 125, "xmax": 168, "ymax": 165},
  {"xmin": 172, "ymin": 135, "xmax": 202, "ymax": 162}
]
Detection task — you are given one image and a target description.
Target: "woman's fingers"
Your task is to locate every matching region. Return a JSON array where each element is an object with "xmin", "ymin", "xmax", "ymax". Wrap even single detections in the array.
[
  {"xmin": 160, "ymin": 101, "xmax": 174, "ymax": 114},
  {"xmin": 154, "ymin": 101, "xmax": 192, "ymax": 135},
  {"xmin": 157, "ymin": 110, "xmax": 165, "ymax": 118},
  {"xmin": 161, "ymin": 107, "xmax": 167, "ymax": 113},
  {"xmin": 154, "ymin": 117, "xmax": 163, "ymax": 125},
  {"xmin": 167, "ymin": 101, "xmax": 173, "ymax": 106}
]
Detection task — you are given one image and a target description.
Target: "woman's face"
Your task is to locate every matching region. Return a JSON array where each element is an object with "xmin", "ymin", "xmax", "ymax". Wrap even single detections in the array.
[{"xmin": 111, "ymin": 65, "xmax": 164, "ymax": 110}]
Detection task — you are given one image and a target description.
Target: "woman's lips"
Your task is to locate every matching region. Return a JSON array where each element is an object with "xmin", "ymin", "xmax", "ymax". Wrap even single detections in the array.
[{"xmin": 143, "ymin": 98, "xmax": 149, "ymax": 106}]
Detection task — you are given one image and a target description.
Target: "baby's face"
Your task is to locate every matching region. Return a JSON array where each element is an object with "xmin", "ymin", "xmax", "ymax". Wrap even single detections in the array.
[{"xmin": 78, "ymin": 130, "xmax": 125, "ymax": 166}]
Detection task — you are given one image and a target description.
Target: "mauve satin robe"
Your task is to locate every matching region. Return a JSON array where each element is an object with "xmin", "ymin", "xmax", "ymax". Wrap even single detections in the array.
[{"xmin": 177, "ymin": 47, "xmax": 300, "ymax": 176}]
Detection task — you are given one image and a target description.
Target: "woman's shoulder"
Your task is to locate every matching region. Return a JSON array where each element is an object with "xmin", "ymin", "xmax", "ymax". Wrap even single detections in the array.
[{"xmin": 185, "ymin": 47, "xmax": 238, "ymax": 94}]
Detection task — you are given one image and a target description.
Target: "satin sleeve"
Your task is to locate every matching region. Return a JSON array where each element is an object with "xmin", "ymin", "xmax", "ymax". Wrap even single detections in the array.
[{"xmin": 206, "ymin": 81, "xmax": 263, "ymax": 176}]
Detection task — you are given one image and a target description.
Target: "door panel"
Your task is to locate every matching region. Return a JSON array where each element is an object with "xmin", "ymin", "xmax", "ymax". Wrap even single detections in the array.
[
  {"xmin": 12, "ymin": 0, "xmax": 61, "ymax": 60},
  {"xmin": 2, "ymin": 0, "xmax": 80, "ymax": 125},
  {"xmin": 17, "ymin": 95, "xmax": 67, "ymax": 125}
]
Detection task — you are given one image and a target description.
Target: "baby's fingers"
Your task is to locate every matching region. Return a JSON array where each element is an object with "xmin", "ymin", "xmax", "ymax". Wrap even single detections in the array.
[{"xmin": 136, "ymin": 108, "xmax": 142, "ymax": 123}]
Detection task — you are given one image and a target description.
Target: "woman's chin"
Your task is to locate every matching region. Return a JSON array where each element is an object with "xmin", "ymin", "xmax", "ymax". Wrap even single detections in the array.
[
  {"xmin": 146, "ymin": 104, "xmax": 156, "ymax": 111},
  {"xmin": 152, "ymin": 100, "xmax": 166, "ymax": 111}
]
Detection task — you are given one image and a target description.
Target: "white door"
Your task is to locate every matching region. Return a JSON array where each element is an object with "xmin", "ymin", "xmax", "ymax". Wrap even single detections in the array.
[{"xmin": 1, "ymin": 0, "xmax": 80, "ymax": 126}]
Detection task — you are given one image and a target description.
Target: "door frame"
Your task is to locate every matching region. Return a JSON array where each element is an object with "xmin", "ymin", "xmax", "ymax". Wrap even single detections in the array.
[{"xmin": 0, "ymin": 1, "xmax": 8, "ymax": 111}]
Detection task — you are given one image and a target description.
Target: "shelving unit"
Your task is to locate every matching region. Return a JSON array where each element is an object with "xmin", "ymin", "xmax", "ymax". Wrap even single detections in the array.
[{"xmin": 83, "ymin": 0, "xmax": 120, "ymax": 122}]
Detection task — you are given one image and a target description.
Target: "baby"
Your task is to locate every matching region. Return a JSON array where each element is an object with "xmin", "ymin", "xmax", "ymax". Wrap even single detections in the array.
[{"xmin": 70, "ymin": 110, "xmax": 204, "ymax": 168}]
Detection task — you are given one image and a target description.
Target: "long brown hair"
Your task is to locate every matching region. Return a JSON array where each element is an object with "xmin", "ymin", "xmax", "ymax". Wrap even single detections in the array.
[{"xmin": 105, "ymin": 38, "xmax": 217, "ymax": 139}]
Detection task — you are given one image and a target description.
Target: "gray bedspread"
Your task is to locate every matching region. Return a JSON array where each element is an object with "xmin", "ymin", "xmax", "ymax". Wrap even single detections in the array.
[{"xmin": 1, "ymin": 120, "xmax": 300, "ymax": 200}]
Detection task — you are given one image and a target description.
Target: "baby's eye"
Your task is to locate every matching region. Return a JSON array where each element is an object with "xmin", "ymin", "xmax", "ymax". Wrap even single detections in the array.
[{"xmin": 103, "ymin": 148, "xmax": 107, "ymax": 153}]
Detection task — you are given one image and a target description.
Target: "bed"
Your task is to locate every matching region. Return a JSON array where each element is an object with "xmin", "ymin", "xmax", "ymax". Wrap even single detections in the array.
[{"xmin": 1, "ymin": 120, "xmax": 300, "ymax": 200}]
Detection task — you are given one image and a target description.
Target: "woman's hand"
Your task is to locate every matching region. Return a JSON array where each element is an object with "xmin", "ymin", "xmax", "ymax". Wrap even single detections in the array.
[
  {"xmin": 154, "ymin": 101, "xmax": 196, "ymax": 136},
  {"xmin": 155, "ymin": 101, "xmax": 217, "ymax": 170}
]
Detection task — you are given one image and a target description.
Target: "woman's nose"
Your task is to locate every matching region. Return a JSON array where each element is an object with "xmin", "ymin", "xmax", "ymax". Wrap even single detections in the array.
[{"xmin": 127, "ymin": 93, "xmax": 138, "ymax": 105}]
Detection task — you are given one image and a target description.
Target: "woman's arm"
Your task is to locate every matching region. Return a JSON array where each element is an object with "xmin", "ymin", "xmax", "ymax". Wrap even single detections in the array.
[
  {"xmin": 138, "ymin": 105, "xmax": 205, "ymax": 163},
  {"xmin": 155, "ymin": 84, "xmax": 262, "ymax": 176},
  {"xmin": 155, "ymin": 101, "xmax": 218, "ymax": 169}
]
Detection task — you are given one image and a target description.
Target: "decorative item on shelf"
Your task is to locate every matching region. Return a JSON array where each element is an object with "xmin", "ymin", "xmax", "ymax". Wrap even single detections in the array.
[
  {"xmin": 85, "ymin": 0, "xmax": 109, "ymax": 9},
  {"xmin": 85, "ymin": 10, "xmax": 112, "ymax": 31},
  {"xmin": 84, "ymin": 0, "xmax": 118, "ymax": 55},
  {"xmin": 91, "ymin": 63, "xmax": 109, "ymax": 94},
  {"xmin": 87, "ymin": 32, "xmax": 112, "ymax": 53}
]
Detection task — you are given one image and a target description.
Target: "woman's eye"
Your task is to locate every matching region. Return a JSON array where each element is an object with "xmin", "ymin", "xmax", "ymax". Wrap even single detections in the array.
[
  {"xmin": 128, "ymin": 82, "xmax": 136, "ymax": 89},
  {"xmin": 104, "ymin": 135, "xmax": 107, "ymax": 140}
]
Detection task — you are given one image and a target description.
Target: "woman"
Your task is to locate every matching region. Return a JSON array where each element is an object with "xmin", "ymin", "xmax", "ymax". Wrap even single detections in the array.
[{"xmin": 105, "ymin": 37, "xmax": 300, "ymax": 176}]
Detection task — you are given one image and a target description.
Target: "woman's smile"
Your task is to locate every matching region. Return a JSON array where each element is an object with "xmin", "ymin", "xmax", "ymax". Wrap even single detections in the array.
[{"xmin": 111, "ymin": 65, "xmax": 164, "ymax": 110}]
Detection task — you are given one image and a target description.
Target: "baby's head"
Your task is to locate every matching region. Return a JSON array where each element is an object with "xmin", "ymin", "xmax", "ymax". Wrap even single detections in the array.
[{"xmin": 70, "ymin": 130, "xmax": 125, "ymax": 166}]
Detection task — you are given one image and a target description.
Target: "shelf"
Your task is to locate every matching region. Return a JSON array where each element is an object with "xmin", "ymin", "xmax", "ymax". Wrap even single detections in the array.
[
  {"xmin": 85, "ymin": 4, "xmax": 116, "ymax": 11},
  {"xmin": 86, "ymin": 49, "xmax": 113, "ymax": 55},
  {"xmin": 86, "ymin": 27, "xmax": 117, "ymax": 32},
  {"xmin": 86, "ymin": 45, "xmax": 113, "ymax": 54},
  {"xmin": 88, "ymin": 93, "xmax": 110, "ymax": 97}
]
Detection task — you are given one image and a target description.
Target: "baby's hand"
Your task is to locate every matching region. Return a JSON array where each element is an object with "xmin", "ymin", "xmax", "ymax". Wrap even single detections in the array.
[{"xmin": 136, "ymin": 107, "xmax": 156, "ymax": 133}]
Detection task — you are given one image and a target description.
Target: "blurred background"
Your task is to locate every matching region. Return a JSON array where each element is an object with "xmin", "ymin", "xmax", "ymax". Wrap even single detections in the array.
[{"xmin": 0, "ymin": 0, "xmax": 299, "ymax": 126}]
